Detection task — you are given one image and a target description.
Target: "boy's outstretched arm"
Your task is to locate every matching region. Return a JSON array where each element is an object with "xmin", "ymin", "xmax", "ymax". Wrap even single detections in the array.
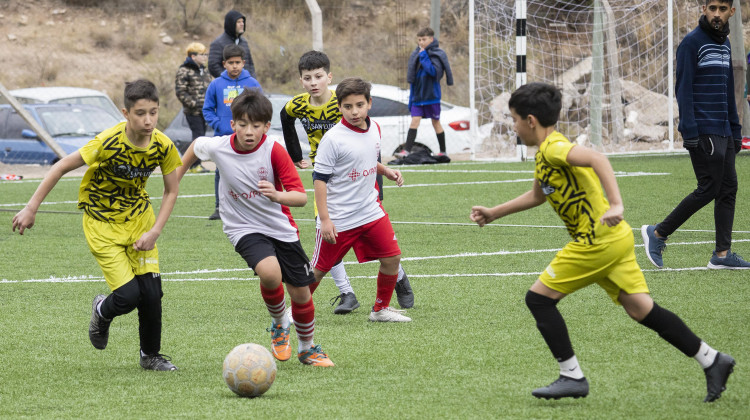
[
  {"xmin": 377, "ymin": 162, "xmax": 403, "ymax": 186},
  {"xmin": 470, "ymin": 180, "xmax": 545, "ymax": 227},
  {"xmin": 134, "ymin": 168, "xmax": 180, "ymax": 251},
  {"xmin": 176, "ymin": 141, "xmax": 199, "ymax": 182},
  {"xmin": 12, "ymin": 151, "xmax": 86, "ymax": 235},
  {"xmin": 565, "ymin": 145, "xmax": 623, "ymax": 227}
]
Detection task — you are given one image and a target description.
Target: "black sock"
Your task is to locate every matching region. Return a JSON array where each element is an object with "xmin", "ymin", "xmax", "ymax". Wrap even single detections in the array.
[
  {"xmin": 525, "ymin": 290, "xmax": 575, "ymax": 361},
  {"xmin": 639, "ymin": 302, "xmax": 701, "ymax": 357},
  {"xmin": 404, "ymin": 128, "xmax": 417, "ymax": 152},
  {"xmin": 436, "ymin": 131, "xmax": 446, "ymax": 153}
]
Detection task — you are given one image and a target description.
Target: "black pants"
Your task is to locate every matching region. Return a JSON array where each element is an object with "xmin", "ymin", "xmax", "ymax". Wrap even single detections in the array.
[
  {"xmin": 185, "ymin": 113, "xmax": 206, "ymax": 169},
  {"xmin": 657, "ymin": 135, "xmax": 737, "ymax": 252},
  {"xmin": 99, "ymin": 274, "xmax": 164, "ymax": 355}
]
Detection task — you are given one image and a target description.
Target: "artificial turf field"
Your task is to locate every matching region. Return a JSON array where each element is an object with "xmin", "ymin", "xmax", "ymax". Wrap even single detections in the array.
[{"xmin": 1, "ymin": 152, "xmax": 748, "ymax": 418}]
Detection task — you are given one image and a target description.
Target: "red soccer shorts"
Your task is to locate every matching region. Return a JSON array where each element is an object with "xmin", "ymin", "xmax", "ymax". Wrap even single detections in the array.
[{"xmin": 311, "ymin": 215, "xmax": 401, "ymax": 273}]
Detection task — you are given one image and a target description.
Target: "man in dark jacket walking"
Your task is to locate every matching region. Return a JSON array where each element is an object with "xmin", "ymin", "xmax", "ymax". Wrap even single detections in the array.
[
  {"xmin": 398, "ymin": 27, "xmax": 453, "ymax": 159},
  {"xmin": 208, "ymin": 10, "xmax": 255, "ymax": 79},
  {"xmin": 642, "ymin": 0, "xmax": 748, "ymax": 270}
]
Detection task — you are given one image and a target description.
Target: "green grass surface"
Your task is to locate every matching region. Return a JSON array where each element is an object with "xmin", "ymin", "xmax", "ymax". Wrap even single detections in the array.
[{"xmin": 1, "ymin": 153, "xmax": 748, "ymax": 418}]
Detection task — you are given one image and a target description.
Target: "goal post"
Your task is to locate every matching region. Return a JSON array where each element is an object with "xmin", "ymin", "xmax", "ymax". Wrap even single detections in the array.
[{"xmin": 469, "ymin": 0, "xmax": 703, "ymax": 160}]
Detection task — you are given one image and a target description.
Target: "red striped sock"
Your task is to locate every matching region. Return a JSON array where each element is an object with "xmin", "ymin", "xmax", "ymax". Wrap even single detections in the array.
[
  {"xmin": 292, "ymin": 298, "xmax": 315, "ymax": 344},
  {"xmin": 260, "ymin": 283, "xmax": 286, "ymax": 324},
  {"xmin": 373, "ymin": 271, "xmax": 398, "ymax": 312}
]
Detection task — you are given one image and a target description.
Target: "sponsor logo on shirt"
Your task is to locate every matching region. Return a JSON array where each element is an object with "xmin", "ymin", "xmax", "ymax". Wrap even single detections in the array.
[
  {"xmin": 347, "ymin": 165, "xmax": 377, "ymax": 182},
  {"xmin": 229, "ymin": 189, "xmax": 263, "ymax": 200},
  {"xmin": 113, "ymin": 164, "xmax": 154, "ymax": 179}
]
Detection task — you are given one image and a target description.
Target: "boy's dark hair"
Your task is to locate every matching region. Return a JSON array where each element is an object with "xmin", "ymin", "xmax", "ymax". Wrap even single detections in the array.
[
  {"xmin": 417, "ymin": 27, "xmax": 434, "ymax": 37},
  {"xmin": 508, "ymin": 82, "xmax": 562, "ymax": 128},
  {"xmin": 705, "ymin": 0, "xmax": 733, "ymax": 5},
  {"xmin": 298, "ymin": 50, "xmax": 330, "ymax": 75},
  {"xmin": 335, "ymin": 77, "xmax": 371, "ymax": 104},
  {"xmin": 123, "ymin": 79, "xmax": 159, "ymax": 110},
  {"xmin": 223, "ymin": 44, "xmax": 245, "ymax": 62},
  {"xmin": 231, "ymin": 88, "xmax": 273, "ymax": 123}
]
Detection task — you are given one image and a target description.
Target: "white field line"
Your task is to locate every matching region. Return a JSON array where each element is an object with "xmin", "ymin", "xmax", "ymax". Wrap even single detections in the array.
[
  {"xmin": 3, "ymin": 238, "xmax": 749, "ymax": 284},
  {"xmin": 0, "ymin": 170, "xmax": 669, "ymax": 208}
]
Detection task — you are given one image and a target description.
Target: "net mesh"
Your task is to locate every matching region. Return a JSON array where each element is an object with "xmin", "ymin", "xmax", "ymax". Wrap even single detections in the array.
[{"xmin": 472, "ymin": 0, "xmax": 703, "ymax": 158}]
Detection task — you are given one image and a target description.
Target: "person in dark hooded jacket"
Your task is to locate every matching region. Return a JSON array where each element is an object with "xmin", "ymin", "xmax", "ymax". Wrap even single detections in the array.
[
  {"xmin": 398, "ymin": 27, "xmax": 453, "ymax": 158},
  {"xmin": 208, "ymin": 10, "xmax": 256, "ymax": 79}
]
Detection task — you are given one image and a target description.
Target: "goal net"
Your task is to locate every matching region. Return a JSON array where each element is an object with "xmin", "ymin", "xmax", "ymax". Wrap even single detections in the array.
[{"xmin": 470, "ymin": 0, "xmax": 703, "ymax": 159}]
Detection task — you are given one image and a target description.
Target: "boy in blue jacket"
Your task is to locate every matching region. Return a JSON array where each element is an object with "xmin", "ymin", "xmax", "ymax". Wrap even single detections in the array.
[
  {"xmin": 398, "ymin": 27, "xmax": 453, "ymax": 158},
  {"xmin": 203, "ymin": 44, "xmax": 261, "ymax": 220}
]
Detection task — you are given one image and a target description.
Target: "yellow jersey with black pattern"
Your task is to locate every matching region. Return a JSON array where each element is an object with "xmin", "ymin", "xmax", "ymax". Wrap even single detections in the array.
[
  {"xmin": 283, "ymin": 90, "xmax": 341, "ymax": 163},
  {"xmin": 77, "ymin": 122, "xmax": 182, "ymax": 223},
  {"xmin": 534, "ymin": 131, "xmax": 628, "ymax": 244}
]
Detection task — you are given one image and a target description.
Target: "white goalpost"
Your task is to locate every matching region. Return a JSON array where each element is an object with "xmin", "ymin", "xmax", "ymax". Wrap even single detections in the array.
[{"xmin": 469, "ymin": 0, "xmax": 704, "ymax": 160}]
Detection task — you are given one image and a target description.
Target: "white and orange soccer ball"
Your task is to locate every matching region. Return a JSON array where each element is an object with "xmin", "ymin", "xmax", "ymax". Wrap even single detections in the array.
[{"xmin": 222, "ymin": 343, "xmax": 277, "ymax": 398}]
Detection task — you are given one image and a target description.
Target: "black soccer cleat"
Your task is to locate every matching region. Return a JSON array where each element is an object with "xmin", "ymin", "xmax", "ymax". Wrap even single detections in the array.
[
  {"xmin": 140, "ymin": 353, "xmax": 178, "ymax": 371},
  {"xmin": 88, "ymin": 294, "xmax": 111, "ymax": 350},
  {"xmin": 394, "ymin": 273, "xmax": 414, "ymax": 309},
  {"xmin": 532, "ymin": 375, "xmax": 589, "ymax": 400},
  {"xmin": 704, "ymin": 352, "xmax": 735, "ymax": 402},
  {"xmin": 331, "ymin": 292, "xmax": 360, "ymax": 314}
]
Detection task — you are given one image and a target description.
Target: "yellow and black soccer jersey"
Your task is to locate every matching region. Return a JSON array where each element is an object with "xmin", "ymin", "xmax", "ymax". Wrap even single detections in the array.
[
  {"xmin": 282, "ymin": 90, "xmax": 341, "ymax": 163},
  {"xmin": 535, "ymin": 131, "xmax": 628, "ymax": 244},
  {"xmin": 77, "ymin": 122, "xmax": 182, "ymax": 223}
]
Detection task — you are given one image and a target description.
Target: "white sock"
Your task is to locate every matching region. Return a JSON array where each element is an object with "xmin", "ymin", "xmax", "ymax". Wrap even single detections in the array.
[
  {"xmin": 559, "ymin": 355, "xmax": 584, "ymax": 379},
  {"xmin": 694, "ymin": 341, "xmax": 718, "ymax": 369},
  {"xmin": 298, "ymin": 340, "xmax": 314, "ymax": 353},
  {"xmin": 330, "ymin": 262, "xmax": 354, "ymax": 294},
  {"xmin": 397, "ymin": 264, "xmax": 405, "ymax": 282}
]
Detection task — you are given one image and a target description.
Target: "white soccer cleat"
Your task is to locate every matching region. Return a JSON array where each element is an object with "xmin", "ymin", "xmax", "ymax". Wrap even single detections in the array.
[{"xmin": 368, "ymin": 306, "xmax": 411, "ymax": 322}]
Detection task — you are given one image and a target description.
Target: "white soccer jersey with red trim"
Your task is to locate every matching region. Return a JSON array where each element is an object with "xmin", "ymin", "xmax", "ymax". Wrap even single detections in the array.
[
  {"xmin": 314, "ymin": 118, "xmax": 384, "ymax": 231},
  {"xmin": 193, "ymin": 134, "xmax": 304, "ymax": 245}
]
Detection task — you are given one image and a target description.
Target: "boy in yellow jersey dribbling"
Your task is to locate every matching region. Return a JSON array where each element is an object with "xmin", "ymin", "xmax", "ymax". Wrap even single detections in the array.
[
  {"xmin": 470, "ymin": 82, "xmax": 734, "ymax": 402},
  {"xmin": 13, "ymin": 80, "xmax": 182, "ymax": 371}
]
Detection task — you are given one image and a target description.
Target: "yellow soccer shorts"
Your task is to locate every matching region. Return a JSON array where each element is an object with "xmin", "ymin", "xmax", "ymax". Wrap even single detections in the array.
[
  {"xmin": 538, "ymin": 230, "xmax": 650, "ymax": 305},
  {"xmin": 82, "ymin": 211, "xmax": 160, "ymax": 291}
]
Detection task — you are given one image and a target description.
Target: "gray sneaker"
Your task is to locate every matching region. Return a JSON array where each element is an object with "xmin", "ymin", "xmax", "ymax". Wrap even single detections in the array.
[
  {"xmin": 707, "ymin": 251, "xmax": 750, "ymax": 270},
  {"xmin": 88, "ymin": 294, "xmax": 111, "ymax": 350},
  {"xmin": 704, "ymin": 352, "xmax": 735, "ymax": 402},
  {"xmin": 208, "ymin": 207, "xmax": 221, "ymax": 220},
  {"xmin": 394, "ymin": 274, "xmax": 414, "ymax": 309},
  {"xmin": 532, "ymin": 376, "xmax": 589, "ymax": 400},
  {"xmin": 331, "ymin": 292, "xmax": 360, "ymax": 314},
  {"xmin": 140, "ymin": 353, "xmax": 178, "ymax": 371}
]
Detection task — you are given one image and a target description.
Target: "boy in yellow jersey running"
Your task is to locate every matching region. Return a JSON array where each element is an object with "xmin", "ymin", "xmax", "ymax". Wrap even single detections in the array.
[
  {"xmin": 470, "ymin": 83, "xmax": 734, "ymax": 402},
  {"xmin": 280, "ymin": 50, "xmax": 413, "ymax": 314},
  {"xmin": 12, "ymin": 80, "xmax": 182, "ymax": 371}
]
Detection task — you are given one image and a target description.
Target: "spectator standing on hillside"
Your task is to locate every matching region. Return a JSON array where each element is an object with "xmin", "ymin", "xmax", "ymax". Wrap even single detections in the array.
[
  {"xmin": 397, "ymin": 27, "xmax": 453, "ymax": 160},
  {"xmin": 208, "ymin": 10, "xmax": 255, "ymax": 79},
  {"xmin": 641, "ymin": 0, "xmax": 748, "ymax": 269},
  {"xmin": 175, "ymin": 42, "xmax": 212, "ymax": 173}
]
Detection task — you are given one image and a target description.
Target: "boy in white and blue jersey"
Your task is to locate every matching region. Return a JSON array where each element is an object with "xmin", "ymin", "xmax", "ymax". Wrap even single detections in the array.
[{"xmin": 642, "ymin": 0, "xmax": 749, "ymax": 270}]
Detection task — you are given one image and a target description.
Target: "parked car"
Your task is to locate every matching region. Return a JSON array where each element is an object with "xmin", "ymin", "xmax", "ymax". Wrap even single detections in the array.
[
  {"xmin": 0, "ymin": 103, "xmax": 121, "ymax": 165},
  {"xmin": 163, "ymin": 93, "xmax": 308, "ymax": 156},
  {"xmin": 332, "ymin": 83, "xmax": 472, "ymax": 156},
  {"xmin": 6, "ymin": 86, "xmax": 124, "ymax": 122}
]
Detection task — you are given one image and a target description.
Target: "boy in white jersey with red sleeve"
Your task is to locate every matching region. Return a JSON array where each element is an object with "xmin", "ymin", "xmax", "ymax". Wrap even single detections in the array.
[
  {"xmin": 178, "ymin": 88, "xmax": 333, "ymax": 366},
  {"xmin": 311, "ymin": 77, "xmax": 411, "ymax": 322}
]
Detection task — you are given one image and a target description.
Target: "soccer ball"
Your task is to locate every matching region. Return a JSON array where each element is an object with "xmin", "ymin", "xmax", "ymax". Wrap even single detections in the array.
[{"xmin": 222, "ymin": 343, "xmax": 277, "ymax": 398}]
